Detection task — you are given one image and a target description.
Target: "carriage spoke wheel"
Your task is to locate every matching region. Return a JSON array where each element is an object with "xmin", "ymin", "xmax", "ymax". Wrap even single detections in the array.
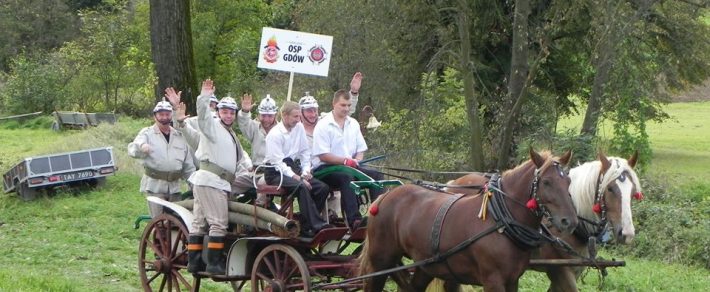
[
  {"xmin": 138, "ymin": 214, "xmax": 192, "ymax": 292},
  {"xmin": 251, "ymin": 244, "xmax": 311, "ymax": 292}
]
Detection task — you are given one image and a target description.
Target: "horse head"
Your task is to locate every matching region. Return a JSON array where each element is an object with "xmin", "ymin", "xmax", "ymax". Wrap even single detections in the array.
[
  {"xmin": 528, "ymin": 147, "xmax": 578, "ymax": 235},
  {"xmin": 595, "ymin": 151, "xmax": 642, "ymax": 244}
]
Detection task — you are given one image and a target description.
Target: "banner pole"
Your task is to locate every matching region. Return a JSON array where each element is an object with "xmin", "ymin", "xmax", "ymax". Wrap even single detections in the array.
[{"xmin": 287, "ymin": 71, "xmax": 295, "ymax": 101}]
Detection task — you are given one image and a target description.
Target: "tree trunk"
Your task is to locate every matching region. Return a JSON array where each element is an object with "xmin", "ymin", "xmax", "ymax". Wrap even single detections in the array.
[
  {"xmin": 457, "ymin": 0, "xmax": 484, "ymax": 171},
  {"xmin": 149, "ymin": 0, "xmax": 197, "ymax": 114},
  {"xmin": 580, "ymin": 0, "xmax": 618, "ymax": 139},
  {"xmin": 496, "ymin": 0, "xmax": 531, "ymax": 170}
]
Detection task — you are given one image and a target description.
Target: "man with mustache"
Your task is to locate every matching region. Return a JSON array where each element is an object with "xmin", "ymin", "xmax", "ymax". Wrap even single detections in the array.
[{"xmin": 127, "ymin": 100, "xmax": 196, "ymax": 216}]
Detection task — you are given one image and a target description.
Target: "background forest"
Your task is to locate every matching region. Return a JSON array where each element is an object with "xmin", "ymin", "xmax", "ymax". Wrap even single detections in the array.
[
  {"xmin": 2, "ymin": 0, "xmax": 707, "ymax": 169},
  {"xmin": 0, "ymin": 1, "xmax": 709, "ymax": 290}
]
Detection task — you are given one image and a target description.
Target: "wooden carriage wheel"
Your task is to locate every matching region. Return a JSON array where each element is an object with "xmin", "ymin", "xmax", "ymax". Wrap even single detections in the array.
[
  {"xmin": 251, "ymin": 244, "xmax": 311, "ymax": 292},
  {"xmin": 138, "ymin": 213, "xmax": 193, "ymax": 292}
]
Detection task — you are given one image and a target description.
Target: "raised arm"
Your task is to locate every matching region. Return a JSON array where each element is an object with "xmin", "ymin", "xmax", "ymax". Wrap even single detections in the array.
[
  {"xmin": 237, "ymin": 93, "xmax": 258, "ymax": 140},
  {"xmin": 348, "ymin": 72, "xmax": 362, "ymax": 116},
  {"xmin": 174, "ymin": 102, "xmax": 200, "ymax": 149},
  {"xmin": 196, "ymin": 79, "xmax": 218, "ymax": 141}
]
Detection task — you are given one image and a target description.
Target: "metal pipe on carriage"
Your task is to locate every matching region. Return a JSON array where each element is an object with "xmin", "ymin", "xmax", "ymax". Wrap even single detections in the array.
[{"xmin": 174, "ymin": 200, "xmax": 299, "ymax": 237}]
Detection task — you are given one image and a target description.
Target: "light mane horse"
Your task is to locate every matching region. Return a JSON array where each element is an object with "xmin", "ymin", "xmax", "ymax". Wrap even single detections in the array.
[{"xmin": 534, "ymin": 151, "xmax": 643, "ymax": 292}]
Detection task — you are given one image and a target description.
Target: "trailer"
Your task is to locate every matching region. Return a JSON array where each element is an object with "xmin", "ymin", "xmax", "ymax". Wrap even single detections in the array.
[
  {"xmin": 51, "ymin": 111, "xmax": 117, "ymax": 131},
  {"xmin": 2, "ymin": 147, "xmax": 117, "ymax": 200}
]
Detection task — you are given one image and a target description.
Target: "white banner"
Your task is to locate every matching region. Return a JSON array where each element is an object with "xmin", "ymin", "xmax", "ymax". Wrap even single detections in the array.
[{"xmin": 257, "ymin": 27, "xmax": 333, "ymax": 77}]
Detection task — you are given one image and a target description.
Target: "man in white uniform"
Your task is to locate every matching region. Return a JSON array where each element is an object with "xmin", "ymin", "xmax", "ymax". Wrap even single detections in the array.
[
  {"xmin": 312, "ymin": 89, "xmax": 384, "ymax": 231},
  {"xmin": 163, "ymin": 87, "xmax": 218, "ymax": 170},
  {"xmin": 238, "ymin": 94, "xmax": 278, "ymax": 166},
  {"xmin": 264, "ymin": 101, "xmax": 331, "ymax": 237},
  {"xmin": 186, "ymin": 79, "xmax": 250, "ymax": 275},
  {"xmin": 127, "ymin": 101, "xmax": 195, "ymax": 215}
]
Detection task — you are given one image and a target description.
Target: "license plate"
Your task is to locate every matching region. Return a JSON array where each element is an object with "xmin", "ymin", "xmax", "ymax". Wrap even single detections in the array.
[{"xmin": 61, "ymin": 170, "xmax": 95, "ymax": 181}]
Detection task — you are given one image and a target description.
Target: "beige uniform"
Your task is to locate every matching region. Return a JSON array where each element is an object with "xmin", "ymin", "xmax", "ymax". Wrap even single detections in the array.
[
  {"xmin": 237, "ymin": 110, "xmax": 269, "ymax": 166},
  {"xmin": 188, "ymin": 94, "xmax": 251, "ymax": 236},
  {"xmin": 178, "ymin": 115, "xmax": 255, "ymax": 195},
  {"xmin": 127, "ymin": 125, "xmax": 195, "ymax": 215}
]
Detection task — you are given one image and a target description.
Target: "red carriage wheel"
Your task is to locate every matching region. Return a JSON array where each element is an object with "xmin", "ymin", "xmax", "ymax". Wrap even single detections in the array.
[
  {"xmin": 138, "ymin": 213, "xmax": 193, "ymax": 292},
  {"xmin": 251, "ymin": 244, "xmax": 311, "ymax": 292}
]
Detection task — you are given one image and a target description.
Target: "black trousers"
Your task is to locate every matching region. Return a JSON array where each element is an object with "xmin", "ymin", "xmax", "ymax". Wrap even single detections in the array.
[
  {"xmin": 314, "ymin": 165, "xmax": 384, "ymax": 226},
  {"xmin": 265, "ymin": 172, "xmax": 329, "ymax": 231}
]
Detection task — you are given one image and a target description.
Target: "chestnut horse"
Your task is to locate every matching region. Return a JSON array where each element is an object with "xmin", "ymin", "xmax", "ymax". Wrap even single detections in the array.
[
  {"xmin": 358, "ymin": 149, "xmax": 577, "ymax": 292},
  {"xmin": 532, "ymin": 151, "xmax": 642, "ymax": 292}
]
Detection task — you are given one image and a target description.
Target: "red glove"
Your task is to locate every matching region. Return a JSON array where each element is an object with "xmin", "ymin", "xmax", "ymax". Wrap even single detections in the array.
[{"xmin": 344, "ymin": 158, "xmax": 359, "ymax": 168}]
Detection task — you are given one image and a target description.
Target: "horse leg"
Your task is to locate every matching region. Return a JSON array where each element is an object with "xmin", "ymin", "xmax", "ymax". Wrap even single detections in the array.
[
  {"xmin": 480, "ymin": 277, "xmax": 506, "ymax": 292},
  {"xmin": 545, "ymin": 267, "xmax": 578, "ymax": 292},
  {"xmin": 411, "ymin": 268, "xmax": 434, "ymax": 291},
  {"xmin": 390, "ymin": 270, "xmax": 413, "ymax": 291},
  {"xmin": 363, "ymin": 252, "xmax": 406, "ymax": 292},
  {"xmin": 443, "ymin": 280, "xmax": 461, "ymax": 292}
]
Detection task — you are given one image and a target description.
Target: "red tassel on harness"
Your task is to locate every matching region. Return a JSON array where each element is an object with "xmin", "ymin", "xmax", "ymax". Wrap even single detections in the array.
[
  {"xmin": 633, "ymin": 192, "xmax": 644, "ymax": 200},
  {"xmin": 592, "ymin": 203, "xmax": 602, "ymax": 213},
  {"xmin": 369, "ymin": 203, "xmax": 379, "ymax": 216},
  {"xmin": 526, "ymin": 198, "xmax": 538, "ymax": 210}
]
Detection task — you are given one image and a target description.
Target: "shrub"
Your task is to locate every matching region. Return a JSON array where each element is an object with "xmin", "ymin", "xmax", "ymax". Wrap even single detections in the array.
[{"xmin": 614, "ymin": 175, "xmax": 710, "ymax": 269}]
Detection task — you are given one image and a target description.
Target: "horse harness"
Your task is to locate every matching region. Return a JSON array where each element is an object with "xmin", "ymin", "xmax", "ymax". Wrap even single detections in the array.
[
  {"xmin": 313, "ymin": 168, "xmax": 556, "ymax": 288},
  {"xmin": 423, "ymin": 170, "xmax": 556, "ymax": 282}
]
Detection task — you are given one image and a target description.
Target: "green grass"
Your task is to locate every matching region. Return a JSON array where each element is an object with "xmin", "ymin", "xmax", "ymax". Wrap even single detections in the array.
[
  {"xmin": 557, "ymin": 101, "xmax": 710, "ymax": 179},
  {"xmin": 1, "ymin": 114, "xmax": 709, "ymax": 291}
]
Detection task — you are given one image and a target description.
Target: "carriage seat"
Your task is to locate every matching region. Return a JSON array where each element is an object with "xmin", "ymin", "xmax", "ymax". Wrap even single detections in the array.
[{"xmin": 255, "ymin": 184, "xmax": 288, "ymax": 196}]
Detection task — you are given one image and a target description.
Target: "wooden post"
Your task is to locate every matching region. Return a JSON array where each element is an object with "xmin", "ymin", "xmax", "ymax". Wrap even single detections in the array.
[{"xmin": 287, "ymin": 71, "xmax": 295, "ymax": 101}]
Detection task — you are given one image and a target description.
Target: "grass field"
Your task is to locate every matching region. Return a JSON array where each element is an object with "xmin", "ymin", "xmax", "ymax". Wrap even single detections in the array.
[
  {"xmin": 557, "ymin": 101, "xmax": 710, "ymax": 180},
  {"xmin": 1, "ymin": 102, "xmax": 709, "ymax": 291}
]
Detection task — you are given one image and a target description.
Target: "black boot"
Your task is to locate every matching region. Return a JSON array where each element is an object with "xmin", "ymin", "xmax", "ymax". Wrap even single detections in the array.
[
  {"xmin": 205, "ymin": 236, "xmax": 226, "ymax": 275},
  {"xmin": 187, "ymin": 235, "xmax": 205, "ymax": 274}
]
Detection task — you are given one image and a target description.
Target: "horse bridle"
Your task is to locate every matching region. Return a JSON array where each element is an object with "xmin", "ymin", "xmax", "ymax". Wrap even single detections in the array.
[
  {"xmin": 528, "ymin": 161, "xmax": 564, "ymax": 218},
  {"xmin": 583, "ymin": 161, "xmax": 623, "ymax": 237}
]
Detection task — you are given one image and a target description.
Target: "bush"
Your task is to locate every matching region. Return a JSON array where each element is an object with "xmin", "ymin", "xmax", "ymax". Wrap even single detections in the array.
[{"xmin": 614, "ymin": 176, "xmax": 710, "ymax": 269}]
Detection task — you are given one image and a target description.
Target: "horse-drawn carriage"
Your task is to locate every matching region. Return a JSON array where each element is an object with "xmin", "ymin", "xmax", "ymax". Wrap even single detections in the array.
[
  {"xmin": 135, "ymin": 166, "xmax": 401, "ymax": 291},
  {"xmin": 134, "ymin": 149, "xmax": 641, "ymax": 291}
]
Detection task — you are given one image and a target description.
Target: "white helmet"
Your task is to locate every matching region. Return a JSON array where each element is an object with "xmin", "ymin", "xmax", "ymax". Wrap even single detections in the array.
[
  {"xmin": 299, "ymin": 92, "xmax": 319, "ymax": 109},
  {"xmin": 209, "ymin": 95, "xmax": 219, "ymax": 104},
  {"xmin": 258, "ymin": 94, "xmax": 278, "ymax": 115},
  {"xmin": 217, "ymin": 96, "xmax": 238, "ymax": 111},
  {"xmin": 153, "ymin": 101, "xmax": 173, "ymax": 113}
]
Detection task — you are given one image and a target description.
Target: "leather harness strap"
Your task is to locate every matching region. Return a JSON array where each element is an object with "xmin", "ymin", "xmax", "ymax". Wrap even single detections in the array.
[{"xmin": 431, "ymin": 193, "xmax": 465, "ymax": 255}]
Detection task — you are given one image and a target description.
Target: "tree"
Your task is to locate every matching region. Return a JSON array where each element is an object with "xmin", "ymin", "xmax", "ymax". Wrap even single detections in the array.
[
  {"xmin": 190, "ymin": 0, "xmax": 271, "ymax": 95},
  {"xmin": 149, "ymin": 0, "xmax": 198, "ymax": 114},
  {"xmin": 0, "ymin": 0, "xmax": 78, "ymax": 72},
  {"xmin": 456, "ymin": 0, "xmax": 485, "ymax": 170}
]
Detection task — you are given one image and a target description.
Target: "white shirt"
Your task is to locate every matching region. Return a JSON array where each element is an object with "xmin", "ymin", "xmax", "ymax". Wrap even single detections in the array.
[
  {"xmin": 311, "ymin": 112, "xmax": 367, "ymax": 169},
  {"xmin": 304, "ymin": 91, "xmax": 359, "ymax": 149},
  {"xmin": 237, "ymin": 110, "xmax": 269, "ymax": 165},
  {"xmin": 127, "ymin": 124, "xmax": 195, "ymax": 194},
  {"xmin": 265, "ymin": 122, "xmax": 312, "ymax": 178}
]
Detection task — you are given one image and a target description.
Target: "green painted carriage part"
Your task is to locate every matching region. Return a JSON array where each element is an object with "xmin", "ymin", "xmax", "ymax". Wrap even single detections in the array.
[
  {"xmin": 313, "ymin": 165, "xmax": 373, "ymax": 181},
  {"xmin": 313, "ymin": 165, "xmax": 403, "ymax": 196},
  {"xmin": 133, "ymin": 215, "xmax": 152, "ymax": 229},
  {"xmin": 350, "ymin": 180, "xmax": 404, "ymax": 195}
]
